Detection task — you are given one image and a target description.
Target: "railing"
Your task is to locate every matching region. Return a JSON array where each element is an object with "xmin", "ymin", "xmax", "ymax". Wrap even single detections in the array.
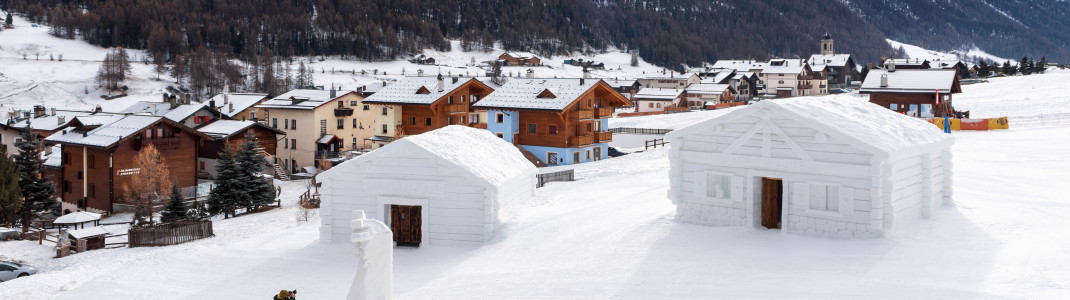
[
  {"xmin": 569, "ymin": 109, "xmax": 594, "ymax": 120},
  {"xmin": 469, "ymin": 123, "xmax": 488, "ymax": 129},
  {"xmin": 444, "ymin": 104, "xmax": 468, "ymax": 113},
  {"xmin": 596, "ymin": 131, "xmax": 612, "ymax": 142},
  {"xmin": 146, "ymin": 137, "xmax": 182, "ymax": 150},
  {"xmin": 334, "ymin": 108, "xmax": 354, "ymax": 117},
  {"xmin": 128, "ymin": 221, "xmax": 214, "ymax": 247},
  {"xmin": 569, "ymin": 135, "xmax": 594, "ymax": 146},
  {"xmin": 645, "ymin": 138, "xmax": 669, "ymax": 150},
  {"xmin": 609, "ymin": 127, "xmax": 674, "ymax": 135},
  {"xmin": 537, "ymin": 169, "xmax": 575, "ymax": 188},
  {"xmin": 798, "ymin": 84, "xmax": 813, "ymax": 89},
  {"xmin": 596, "ymin": 107, "xmax": 614, "ymax": 118}
]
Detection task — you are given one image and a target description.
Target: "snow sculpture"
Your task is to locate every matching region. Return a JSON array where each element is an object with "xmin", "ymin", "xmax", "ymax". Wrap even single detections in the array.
[{"xmin": 348, "ymin": 210, "xmax": 393, "ymax": 300}]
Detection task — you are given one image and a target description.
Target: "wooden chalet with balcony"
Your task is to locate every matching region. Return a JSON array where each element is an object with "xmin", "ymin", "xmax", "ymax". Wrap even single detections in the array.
[
  {"xmin": 860, "ymin": 69, "xmax": 962, "ymax": 118},
  {"xmin": 361, "ymin": 75, "xmax": 495, "ymax": 148},
  {"xmin": 44, "ymin": 115, "xmax": 212, "ymax": 213},
  {"xmin": 196, "ymin": 120, "xmax": 285, "ymax": 179},
  {"xmin": 472, "ymin": 78, "xmax": 632, "ymax": 166}
]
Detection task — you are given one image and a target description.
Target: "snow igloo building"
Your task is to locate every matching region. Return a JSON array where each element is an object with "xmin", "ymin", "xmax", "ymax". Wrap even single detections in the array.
[
  {"xmin": 666, "ymin": 97, "xmax": 954, "ymax": 238},
  {"xmin": 319, "ymin": 126, "xmax": 536, "ymax": 246}
]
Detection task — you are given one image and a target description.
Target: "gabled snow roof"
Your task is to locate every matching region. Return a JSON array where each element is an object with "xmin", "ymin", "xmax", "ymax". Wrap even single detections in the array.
[
  {"xmin": 503, "ymin": 52, "xmax": 538, "ymax": 59},
  {"xmin": 928, "ymin": 59, "xmax": 965, "ymax": 69},
  {"xmin": 686, "ymin": 83, "xmax": 733, "ymax": 95},
  {"xmin": 859, "ymin": 69, "xmax": 961, "ymax": 94},
  {"xmin": 884, "ymin": 58, "xmax": 929, "ymax": 67},
  {"xmin": 320, "ymin": 126, "xmax": 535, "ymax": 187},
  {"xmin": 46, "ymin": 115, "xmax": 210, "ymax": 148},
  {"xmin": 603, "ymin": 79, "xmax": 639, "ymax": 88},
  {"xmin": 667, "ymin": 96, "xmax": 954, "ymax": 159},
  {"xmin": 809, "ymin": 54, "xmax": 853, "ymax": 68},
  {"xmin": 3, "ymin": 110, "xmax": 109, "ymax": 132},
  {"xmin": 641, "ymin": 73, "xmax": 699, "ymax": 81},
  {"xmin": 68, "ymin": 226, "xmax": 109, "ymax": 239},
  {"xmin": 634, "ymin": 88, "xmax": 684, "ymax": 100},
  {"xmin": 472, "ymin": 78, "xmax": 601, "ymax": 111},
  {"xmin": 162, "ymin": 103, "xmax": 211, "ymax": 123},
  {"xmin": 118, "ymin": 101, "xmax": 173, "ymax": 116},
  {"xmin": 208, "ymin": 93, "xmax": 269, "ymax": 117},
  {"xmin": 712, "ymin": 60, "xmax": 768, "ymax": 72},
  {"xmin": 54, "ymin": 211, "xmax": 102, "ymax": 224},
  {"xmin": 196, "ymin": 120, "xmax": 280, "ymax": 139},
  {"xmin": 763, "ymin": 59, "xmax": 809, "ymax": 74},
  {"xmin": 712, "ymin": 71, "xmax": 735, "ymax": 84},
  {"xmin": 362, "ymin": 76, "xmax": 487, "ymax": 105},
  {"xmin": 257, "ymin": 89, "xmax": 353, "ymax": 110}
]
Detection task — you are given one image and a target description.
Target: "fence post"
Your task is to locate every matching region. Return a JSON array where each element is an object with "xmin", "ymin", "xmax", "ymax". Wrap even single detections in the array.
[{"xmin": 39, "ymin": 230, "xmax": 43, "ymax": 245}]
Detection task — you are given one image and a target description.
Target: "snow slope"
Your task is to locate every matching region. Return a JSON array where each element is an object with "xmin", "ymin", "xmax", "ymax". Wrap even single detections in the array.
[
  {"xmin": 887, "ymin": 39, "xmax": 1012, "ymax": 64},
  {"xmin": 954, "ymin": 69, "xmax": 1070, "ymax": 128}
]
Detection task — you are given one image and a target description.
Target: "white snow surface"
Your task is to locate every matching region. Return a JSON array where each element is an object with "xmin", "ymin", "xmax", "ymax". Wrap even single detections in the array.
[
  {"xmin": 472, "ymin": 78, "xmax": 599, "ymax": 110},
  {"xmin": 608, "ymin": 107, "xmax": 741, "ymax": 130},
  {"xmin": 954, "ymin": 69, "xmax": 1070, "ymax": 128},
  {"xmin": 886, "ymin": 39, "xmax": 1012, "ymax": 64}
]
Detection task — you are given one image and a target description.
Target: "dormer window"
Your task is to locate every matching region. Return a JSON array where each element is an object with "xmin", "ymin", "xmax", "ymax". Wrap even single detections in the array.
[
  {"xmin": 416, "ymin": 86, "xmax": 431, "ymax": 94},
  {"xmin": 536, "ymin": 89, "xmax": 557, "ymax": 99}
]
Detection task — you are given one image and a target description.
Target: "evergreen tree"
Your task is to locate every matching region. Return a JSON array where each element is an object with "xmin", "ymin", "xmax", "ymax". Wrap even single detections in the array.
[
  {"xmin": 1037, "ymin": 57, "xmax": 1048, "ymax": 74},
  {"xmin": 160, "ymin": 183, "xmax": 187, "ymax": 223},
  {"xmin": 189, "ymin": 200, "xmax": 209, "ymax": 221},
  {"xmin": 1002, "ymin": 61, "xmax": 1015, "ymax": 75},
  {"xmin": 1018, "ymin": 56, "xmax": 1031, "ymax": 75},
  {"xmin": 5, "ymin": 13, "xmax": 11, "ymax": 27},
  {"xmin": 977, "ymin": 59, "xmax": 989, "ymax": 77},
  {"xmin": 0, "ymin": 145, "xmax": 22, "ymax": 225},
  {"xmin": 233, "ymin": 132, "xmax": 274, "ymax": 210},
  {"xmin": 207, "ymin": 148, "xmax": 241, "ymax": 218},
  {"xmin": 15, "ymin": 128, "xmax": 58, "ymax": 234},
  {"xmin": 630, "ymin": 51, "xmax": 639, "ymax": 67},
  {"xmin": 859, "ymin": 64, "xmax": 871, "ymax": 81}
]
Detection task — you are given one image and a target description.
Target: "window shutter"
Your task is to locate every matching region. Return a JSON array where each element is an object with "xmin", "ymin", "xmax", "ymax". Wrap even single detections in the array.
[
  {"xmin": 839, "ymin": 186, "xmax": 854, "ymax": 215},
  {"xmin": 731, "ymin": 176, "xmax": 743, "ymax": 202},
  {"xmin": 793, "ymin": 182, "xmax": 810, "ymax": 210}
]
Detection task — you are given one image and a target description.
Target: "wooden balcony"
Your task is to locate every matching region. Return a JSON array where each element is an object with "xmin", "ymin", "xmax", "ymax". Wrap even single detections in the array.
[
  {"xmin": 596, "ymin": 131, "xmax": 612, "ymax": 143},
  {"xmin": 596, "ymin": 107, "xmax": 613, "ymax": 118},
  {"xmin": 569, "ymin": 134, "xmax": 594, "ymax": 147},
  {"xmin": 444, "ymin": 104, "xmax": 468, "ymax": 113},
  {"xmin": 569, "ymin": 109, "xmax": 594, "ymax": 120},
  {"xmin": 469, "ymin": 123, "xmax": 487, "ymax": 129},
  {"xmin": 334, "ymin": 108, "xmax": 354, "ymax": 117}
]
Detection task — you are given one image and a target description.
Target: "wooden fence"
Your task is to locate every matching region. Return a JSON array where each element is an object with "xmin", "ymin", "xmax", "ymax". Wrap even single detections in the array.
[
  {"xmin": 128, "ymin": 221, "xmax": 214, "ymax": 248},
  {"xmin": 537, "ymin": 169, "xmax": 575, "ymax": 188},
  {"xmin": 645, "ymin": 138, "xmax": 669, "ymax": 150},
  {"xmin": 609, "ymin": 128, "xmax": 674, "ymax": 135}
]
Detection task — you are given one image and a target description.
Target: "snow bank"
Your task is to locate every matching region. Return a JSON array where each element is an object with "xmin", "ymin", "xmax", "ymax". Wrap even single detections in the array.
[{"xmin": 608, "ymin": 107, "xmax": 741, "ymax": 130}]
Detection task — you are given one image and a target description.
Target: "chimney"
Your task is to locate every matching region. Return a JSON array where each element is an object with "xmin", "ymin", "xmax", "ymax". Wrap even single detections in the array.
[
  {"xmin": 51, "ymin": 108, "xmax": 56, "ymax": 116},
  {"xmin": 229, "ymin": 103, "xmax": 234, "ymax": 113},
  {"xmin": 888, "ymin": 63, "xmax": 896, "ymax": 72},
  {"xmin": 33, "ymin": 105, "xmax": 45, "ymax": 118},
  {"xmin": 168, "ymin": 95, "xmax": 178, "ymax": 110},
  {"xmin": 417, "ymin": 69, "xmax": 424, "ymax": 76},
  {"xmin": 162, "ymin": 94, "xmax": 168, "ymax": 102},
  {"xmin": 382, "ymin": 81, "xmax": 386, "ymax": 87},
  {"xmin": 362, "ymin": 85, "xmax": 367, "ymax": 92},
  {"xmin": 57, "ymin": 116, "xmax": 65, "ymax": 125},
  {"xmin": 330, "ymin": 84, "xmax": 337, "ymax": 98},
  {"xmin": 94, "ymin": 105, "xmax": 102, "ymax": 113},
  {"xmin": 437, "ymin": 74, "xmax": 445, "ymax": 92},
  {"xmin": 209, "ymin": 100, "xmax": 216, "ymax": 109},
  {"xmin": 183, "ymin": 93, "xmax": 191, "ymax": 105},
  {"xmin": 580, "ymin": 78, "xmax": 585, "ymax": 85},
  {"xmin": 880, "ymin": 73, "xmax": 889, "ymax": 87}
]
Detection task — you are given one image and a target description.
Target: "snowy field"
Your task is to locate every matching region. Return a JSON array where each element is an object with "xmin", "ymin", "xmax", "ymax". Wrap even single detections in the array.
[{"xmin": 955, "ymin": 69, "xmax": 1070, "ymax": 128}]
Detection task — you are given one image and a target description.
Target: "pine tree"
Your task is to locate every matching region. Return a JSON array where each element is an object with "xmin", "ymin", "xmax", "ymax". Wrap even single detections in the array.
[
  {"xmin": 5, "ymin": 13, "xmax": 11, "ymax": 27},
  {"xmin": 0, "ymin": 145, "xmax": 22, "ymax": 225},
  {"xmin": 15, "ymin": 129, "xmax": 58, "ymax": 234},
  {"xmin": 234, "ymin": 132, "xmax": 274, "ymax": 210},
  {"xmin": 208, "ymin": 148, "xmax": 241, "ymax": 218},
  {"xmin": 1018, "ymin": 56, "xmax": 1030, "ymax": 75},
  {"xmin": 1037, "ymin": 57, "xmax": 1048, "ymax": 74},
  {"xmin": 189, "ymin": 200, "xmax": 209, "ymax": 221},
  {"xmin": 160, "ymin": 183, "xmax": 187, "ymax": 223},
  {"xmin": 859, "ymin": 64, "xmax": 871, "ymax": 81},
  {"xmin": 977, "ymin": 59, "xmax": 989, "ymax": 77},
  {"xmin": 630, "ymin": 51, "xmax": 639, "ymax": 67}
]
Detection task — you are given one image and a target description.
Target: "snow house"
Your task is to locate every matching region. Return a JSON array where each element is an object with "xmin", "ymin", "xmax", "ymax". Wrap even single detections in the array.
[
  {"xmin": 318, "ymin": 125, "xmax": 536, "ymax": 246},
  {"xmin": 665, "ymin": 97, "xmax": 954, "ymax": 238}
]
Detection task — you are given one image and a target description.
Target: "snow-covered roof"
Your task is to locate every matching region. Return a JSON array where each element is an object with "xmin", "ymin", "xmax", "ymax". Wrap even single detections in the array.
[
  {"xmin": 503, "ymin": 52, "xmax": 538, "ymax": 59},
  {"xmin": 257, "ymin": 89, "xmax": 352, "ymax": 110},
  {"xmin": 634, "ymin": 88, "xmax": 684, "ymax": 100},
  {"xmin": 162, "ymin": 103, "xmax": 211, "ymax": 123},
  {"xmin": 667, "ymin": 96, "xmax": 954, "ymax": 159},
  {"xmin": 208, "ymin": 93, "xmax": 269, "ymax": 118},
  {"xmin": 763, "ymin": 59, "xmax": 808, "ymax": 74},
  {"xmin": 2, "ymin": 110, "xmax": 104, "ymax": 132},
  {"xmin": 317, "ymin": 134, "xmax": 338, "ymax": 144},
  {"xmin": 712, "ymin": 60, "xmax": 768, "ymax": 72},
  {"xmin": 884, "ymin": 58, "xmax": 929, "ymax": 67},
  {"xmin": 641, "ymin": 73, "xmax": 699, "ymax": 81},
  {"xmin": 321, "ymin": 126, "xmax": 535, "ymax": 187},
  {"xmin": 118, "ymin": 101, "xmax": 173, "ymax": 116},
  {"xmin": 46, "ymin": 115, "xmax": 162, "ymax": 148},
  {"xmin": 686, "ymin": 84, "xmax": 733, "ymax": 95},
  {"xmin": 859, "ymin": 69, "xmax": 961, "ymax": 94},
  {"xmin": 68, "ymin": 226, "xmax": 109, "ymax": 239},
  {"xmin": 928, "ymin": 59, "xmax": 965, "ymax": 69},
  {"xmin": 54, "ymin": 211, "xmax": 102, "ymax": 224},
  {"xmin": 712, "ymin": 71, "xmax": 734, "ymax": 84},
  {"xmin": 472, "ymin": 78, "xmax": 601, "ymax": 111},
  {"xmin": 196, "ymin": 120, "xmax": 263, "ymax": 139},
  {"xmin": 604, "ymin": 79, "xmax": 639, "ymax": 88},
  {"xmin": 43, "ymin": 145, "xmax": 62, "ymax": 168},
  {"xmin": 362, "ymin": 76, "xmax": 486, "ymax": 105},
  {"xmin": 809, "ymin": 54, "xmax": 853, "ymax": 68}
]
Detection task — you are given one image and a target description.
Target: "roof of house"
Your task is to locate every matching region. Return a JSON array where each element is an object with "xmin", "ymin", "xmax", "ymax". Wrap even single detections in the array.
[
  {"xmin": 884, "ymin": 58, "xmax": 929, "ymax": 67},
  {"xmin": 196, "ymin": 120, "xmax": 283, "ymax": 139},
  {"xmin": 859, "ymin": 69, "xmax": 961, "ymax": 94},
  {"xmin": 763, "ymin": 59, "xmax": 809, "ymax": 74},
  {"xmin": 472, "ymin": 78, "xmax": 602, "ymax": 111},
  {"xmin": 641, "ymin": 73, "xmax": 700, "ymax": 81},
  {"xmin": 208, "ymin": 93, "xmax": 269, "ymax": 118},
  {"xmin": 667, "ymin": 95, "xmax": 954, "ymax": 158},
  {"xmin": 809, "ymin": 54, "xmax": 853, "ymax": 68},
  {"xmin": 54, "ymin": 211, "xmax": 102, "ymax": 224},
  {"xmin": 46, "ymin": 115, "xmax": 210, "ymax": 148},
  {"xmin": 162, "ymin": 103, "xmax": 213, "ymax": 123},
  {"xmin": 503, "ymin": 52, "xmax": 538, "ymax": 59},
  {"xmin": 634, "ymin": 88, "xmax": 684, "ymax": 100},
  {"xmin": 257, "ymin": 89, "xmax": 353, "ymax": 110},
  {"xmin": 68, "ymin": 226, "xmax": 109, "ymax": 239},
  {"xmin": 118, "ymin": 101, "xmax": 174, "ymax": 116},
  {"xmin": 1, "ymin": 110, "xmax": 109, "ymax": 132},
  {"xmin": 712, "ymin": 60, "xmax": 768, "ymax": 72},
  {"xmin": 603, "ymin": 78, "xmax": 639, "ymax": 88},
  {"xmin": 686, "ymin": 83, "xmax": 734, "ymax": 95},
  {"xmin": 928, "ymin": 59, "xmax": 966, "ymax": 69},
  {"xmin": 362, "ymin": 76, "xmax": 487, "ymax": 105},
  {"xmin": 320, "ymin": 125, "xmax": 536, "ymax": 187}
]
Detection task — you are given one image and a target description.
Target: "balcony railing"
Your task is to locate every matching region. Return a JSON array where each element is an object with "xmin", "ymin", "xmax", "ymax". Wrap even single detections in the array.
[
  {"xmin": 469, "ymin": 123, "xmax": 488, "ymax": 129},
  {"xmin": 334, "ymin": 108, "xmax": 354, "ymax": 117},
  {"xmin": 596, "ymin": 107, "xmax": 613, "ymax": 118},
  {"xmin": 444, "ymin": 104, "xmax": 468, "ymax": 113},
  {"xmin": 569, "ymin": 109, "xmax": 594, "ymax": 120},
  {"xmin": 596, "ymin": 131, "xmax": 612, "ymax": 142},
  {"xmin": 569, "ymin": 135, "xmax": 594, "ymax": 146}
]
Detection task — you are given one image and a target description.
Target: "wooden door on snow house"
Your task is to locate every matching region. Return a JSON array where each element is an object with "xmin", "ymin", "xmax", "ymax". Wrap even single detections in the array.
[{"xmin": 390, "ymin": 205, "xmax": 422, "ymax": 246}]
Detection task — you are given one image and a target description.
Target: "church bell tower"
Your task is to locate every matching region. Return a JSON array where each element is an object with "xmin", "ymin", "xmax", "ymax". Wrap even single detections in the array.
[{"xmin": 820, "ymin": 32, "xmax": 834, "ymax": 55}]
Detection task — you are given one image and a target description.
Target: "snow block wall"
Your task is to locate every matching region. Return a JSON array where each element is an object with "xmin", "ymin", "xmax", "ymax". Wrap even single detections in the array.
[{"xmin": 666, "ymin": 97, "xmax": 954, "ymax": 239}]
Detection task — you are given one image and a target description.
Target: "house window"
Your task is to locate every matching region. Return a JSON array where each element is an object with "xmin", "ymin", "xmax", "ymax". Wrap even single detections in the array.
[
  {"xmin": 809, "ymin": 183, "xmax": 840, "ymax": 212},
  {"xmin": 586, "ymin": 150, "xmax": 591, "ymax": 160},
  {"xmin": 320, "ymin": 120, "xmax": 327, "ymax": 135},
  {"xmin": 471, "ymin": 114, "xmax": 480, "ymax": 124},
  {"xmin": 200, "ymin": 161, "xmax": 205, "ymax": 170},
  {"xmin": 291, "ymin": 119, "xmax": 296, "ymax": 129},
  {"xmin": 447, "ymin": 96, "xmax": 453, "ymax": 104},
  {"xmin": 496, "ymin": 133, "xmax": 504, "ymax": 138},
  {"xmin": 291, "ymin": 139, "xmax": 296, "ymax": 149},
  {"xmin": 337, "ymin": 119, "xmax": 344, "ymax": 129},
  {"xmin": 350, "ymin": 101, "xmax": 358, "ymax": 106},
  {"xmin": 471, "ymin": 95, "xmax": 478, "ymax": 103},
  {"xmin": 648, "ymin": 103, "xmax": 653, "ymax": 108},
  {"xmin": 62, "ymin": 152, "xmax": 70, "ymax": 165},
  {"xmin": 353, "ymin": 118, "xmax": 358, "ymax": 128},
  {"xmin": 496, "ymin": 113, "xmax": 504, "ymax": 123},
  {"xmin": 338, "ymin": 101, "xmax": 344, "ymax": 108},
  {"xmin": 381, "ymin": 107, "xmax": 388, "ymax": 116},
  {"xmin": 284, "ymin": 139, "xmax": 289, "ymax": 149},
  {"xmin": 63, "ymin": 180, "xmax": 70, "ymax": 193},
  {"xmin": 574, "ymin": 152, "xmax": 580, "ymax": 163},
  {"xmin": 549, "ymin": 125, "xmax": 558, "ymax": 135},
  {"xmin": 77, "ymin": 171, "xmax": 82, "ymax": 180},
  {"xmin": 272, "ymin": 118, "xmax": 278, "ymax": 128},
  {"xmin": 156, "ymin": 128, "xmax": 163, "ymax": 138},
  {"xmin": 381, "ymin": 124, "xmax": 388, "ymax": 134},
  {"xmin": 88, "ymin": 154, "xmax": 95, "ymax": 169},
  {"xmin": 425, "ymin": 118, "xmax": 432, "ymax": 126},
  {"xmin": 363, "ymin": 105, "xmax": 370, "ymax": 111},
  {"xmin": 705, "ymin": 173, "xmax": 732, "ymax": 199},
  {"xmin": 144, "ymin": 129, "xmax": 152, "ymax": 139},
  {"xmin": 528, "ymin": 124, "xmax": 537, "ymax": 134},
  {"xmin": 284, "ymin": 119, "xmax": 289, "ymax": 129},
  {"xmin": 410, "ymin": 117, "xmax": 416, "ymax": 125}
]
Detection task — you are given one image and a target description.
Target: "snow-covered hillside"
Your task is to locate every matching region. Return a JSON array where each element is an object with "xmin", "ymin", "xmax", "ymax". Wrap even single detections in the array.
[{"xmin": 887, "ymin": 39, "xmax": 1012, "ymax": 64}]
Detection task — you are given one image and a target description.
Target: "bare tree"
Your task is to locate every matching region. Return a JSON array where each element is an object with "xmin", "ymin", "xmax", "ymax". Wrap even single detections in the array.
[{"xmin": 125, "ymin": 144, "xmax": 174, "ymax": 227}]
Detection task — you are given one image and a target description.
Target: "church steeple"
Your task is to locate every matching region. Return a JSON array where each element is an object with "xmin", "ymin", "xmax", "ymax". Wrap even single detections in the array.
[{"xmin": 821, "ymin": 32, "xmax": 835, "ymax": 55}]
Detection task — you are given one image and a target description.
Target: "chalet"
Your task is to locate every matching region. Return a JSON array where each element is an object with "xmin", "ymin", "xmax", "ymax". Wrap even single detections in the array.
[
  {"xmin": 859, "ymin": 68, "xmax": 962, "ymax": 118},
  {"xmin": 684, "ymin": 83, "xmax": 736, "ymax": 109},
  {"xmin": 162, "ymin": 103, "xmax": 222, "ymax": 128},
  {"xmin": 361, "ymin": 75, "xmax": 495, "ymax": 149},
  {"xmin": 666, "ymin": 97, "xmax": 954, "ymax": 238},
  {"xmin": 255, "ymin": 89, "xmax": 376, "ymax": 174},
  {"xmin": 604, "ymin": 78, "xmax": 641, "ymax": 101},
  {"xmin": 45, "ymin": 115, "xmax": 212, "ymax": 213},
  {"xmin": 318, "ymin": 125, "xmax": 536, "ymax": 245},
  {"xmin": 409, "ymin": 54, "xmax": 436, "ymax": 65},
  {"xmin": 195, "ymin": 120, "xmax": 285, "ymax": 179},
  {"xmin": 206, "ymin": 92, "xmax": 271, "ymax": 121},
  {"xmin": 761, "ymin": 59, "xmax": 826, "ymax": 98},
  {"xmin": 0, "ymin": 106, "xmax": 117, "ymax": 154},
  {"xmin": 809, "ymin": 33, "xmax": 857, "ymax": 85},
  {"xmin": 633, "ymin": 88, "xmax": 686, "ymax": 113},
  {"xmin": 499, "ymin": 52, "xmax": 541, "ymax": 66},
  {"xmin": 929, "ymin": 60, "xmax": 969, "ymax": 78},
  {"xmin": 883, "ymin": 58, "xmax": 931, "ymax": 70},
  {"xmin": 730, "ymin": 72, "xmax": 760, "ymax": 100},
  {"xmin": 472, "ymin": 78, "xmax": 633, "ymax": 166},
  {"xmin": 637, "ymin": 72, "xmax": 701, "ymax": 89},
  {"xmin": 711, "ymin": 60, "xmax": 768, "ymax": 74}
]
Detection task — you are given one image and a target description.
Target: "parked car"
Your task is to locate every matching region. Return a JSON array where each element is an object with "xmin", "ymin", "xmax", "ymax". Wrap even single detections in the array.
[{"xmin": 0, "ymin": 261, "xmax": 37, "ymax": 282}]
